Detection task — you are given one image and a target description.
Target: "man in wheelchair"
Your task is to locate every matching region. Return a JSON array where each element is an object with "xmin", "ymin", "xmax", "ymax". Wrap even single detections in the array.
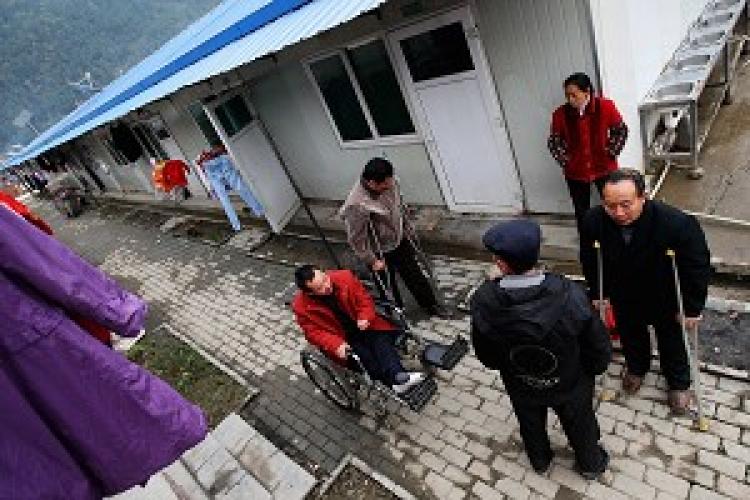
[{"xmin": 292, "ymin": 264, "xmax": 426, "ymax": 394}]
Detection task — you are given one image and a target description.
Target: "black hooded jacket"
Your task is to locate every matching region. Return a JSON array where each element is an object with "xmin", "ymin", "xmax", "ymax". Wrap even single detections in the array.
[{"xmin": 471, "ymin": 274, "xmax": 611, "ymax": 405}]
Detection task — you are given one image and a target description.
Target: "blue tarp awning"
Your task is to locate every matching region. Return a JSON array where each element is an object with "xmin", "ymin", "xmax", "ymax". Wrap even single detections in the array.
[{"xmin": 8, "ymin": 0, "xmax": 385, "ymax": 167}]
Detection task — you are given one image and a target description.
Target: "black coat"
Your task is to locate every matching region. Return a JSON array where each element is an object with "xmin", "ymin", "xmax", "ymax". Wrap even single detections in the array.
[
  {"xmin": 471, "ymin": 274, "xmax": 611, "ymax": 405},
  {"xmin": 580, "ymin": 200, "xmax": 710, "ymax": 318}
]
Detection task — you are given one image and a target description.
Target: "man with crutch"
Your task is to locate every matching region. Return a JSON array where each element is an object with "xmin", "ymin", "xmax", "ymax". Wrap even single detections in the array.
[
  {"xmin": 340, "ymin": 157, "xmax": 451, "ymax": 319},
  {"xmin": 579, "ymin": 168, "xmax": 711, "ymax": 414}
]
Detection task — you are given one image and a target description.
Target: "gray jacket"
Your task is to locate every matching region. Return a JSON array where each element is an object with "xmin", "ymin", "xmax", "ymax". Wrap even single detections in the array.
[{"xmin": 339, "ymin": 180, "xmax": 415, "ymax": 265}]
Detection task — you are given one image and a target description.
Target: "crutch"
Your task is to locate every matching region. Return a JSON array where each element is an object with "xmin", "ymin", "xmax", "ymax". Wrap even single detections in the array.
[
  {"xmin": 594, "ymin": 240, "xmax": 617, "ymax": 402},
  {"xmin": 368, "ymin": 219, "xmax": 399, "ymax": 308},
  {"xmin": 667, "ymin": 248, "xmax": 709, "ymax": 431},
  {"xmin": 396, "ymin": 181, "xmax": 447, "ymax": 308},
  {"xmin": 594, "ymin": 240, "xmax": 606, "ymax": 323}
]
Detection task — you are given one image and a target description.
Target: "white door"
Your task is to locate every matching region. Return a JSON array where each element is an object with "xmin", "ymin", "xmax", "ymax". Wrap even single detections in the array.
[
  {"xmin": 205, "ymin": 91, "xmax": 300, "ymax": 233},
  {"xmin": 389, "ymin": 8, "xmax": 523, "ymax": 213},
  {"xmin": 148, "ymin": 115, "xmax": 207, "ymax": 196}
]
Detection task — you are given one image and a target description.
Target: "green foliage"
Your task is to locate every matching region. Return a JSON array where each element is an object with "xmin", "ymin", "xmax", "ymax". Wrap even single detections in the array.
[
  {"xmin": 127, "ymin": 328, "xmax": 249, "ymax": 429},
  {"xmin": 0, "ymin": 0, "xmax": 221, "ymax": 153}
]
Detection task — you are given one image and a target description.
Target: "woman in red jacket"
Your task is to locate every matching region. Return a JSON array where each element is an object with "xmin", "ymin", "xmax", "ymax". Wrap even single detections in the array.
[
  {"xmin": 292, "ymin": 265, "xmax": 425, "ymax": 394},
  {"xmin": 548, "ymin": 73, "xmax": 628, "ymax": 234}
]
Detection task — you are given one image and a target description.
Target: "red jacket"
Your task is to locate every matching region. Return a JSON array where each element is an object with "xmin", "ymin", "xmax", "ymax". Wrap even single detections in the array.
[
  {"xmin": 164, "ymin": 160, "xmax": 189, "ymax": 189},
  {"xmin": 292, "ymin": 270, "xmax": 395, "ymax": 358},
  {"xmin": 550, "ymin": 97, "xmax": 625, "ymax": 182}
]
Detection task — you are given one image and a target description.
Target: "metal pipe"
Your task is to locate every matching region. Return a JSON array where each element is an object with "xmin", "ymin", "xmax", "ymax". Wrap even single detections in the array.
[
  {"xmin": 723, "ymin": 44, "xmax": 733, "ymax": 105},
  {"xmin": 690, "ymin": 100, "xmax": 700, "ymax": 173},
  {"xmin": 255, "ymin": 117, "xmax": 341, "ymax": 269},
  {"xmin": 685, "ymin": 210, "xmax": 750, "ymax": 227},
  {"xmin": 584, "ymin": 0, "xmax": 604, "ymax": 96},
  {"xmin": 649, "ymin": 160, "xmax": 672, "ymax": 199},
  {"xmin": 594, "ymin": 240, "xmax": 606, "ymax": 322}
]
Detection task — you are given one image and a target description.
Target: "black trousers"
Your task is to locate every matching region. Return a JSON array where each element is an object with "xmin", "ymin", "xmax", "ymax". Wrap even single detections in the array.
[
  {"xmin": 375, "ymin": 239, "xmax": 437, "ymax": 311},
  {"xmin": 510, "ymin": 378, "xmax": 606, "ymax": 472},
  {"xmin": 566, "ymin": 177, "xmax": 606, "ymax": 235},
  {"xmin": 346, "ymin": 329, "xmax": 404, "ymax": 386},
  {"xmin": 615, "ymin": 306, "xmax": 691, "ymax": 390}
]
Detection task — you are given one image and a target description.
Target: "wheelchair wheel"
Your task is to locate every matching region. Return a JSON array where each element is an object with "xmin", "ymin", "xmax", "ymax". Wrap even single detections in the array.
[{"xmin": 301, "ymin": 351, "xmax": 359, "ymax": 411}]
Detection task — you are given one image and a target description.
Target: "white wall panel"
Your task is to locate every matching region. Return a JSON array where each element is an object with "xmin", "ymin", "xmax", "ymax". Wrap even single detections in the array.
[
  {"xmin": 474, "ymin": 0, "xmax": 597, "ymax": 213},
  {"xmin": 250, "ymin": 63, "xmax": 444, "ymax": 205}
]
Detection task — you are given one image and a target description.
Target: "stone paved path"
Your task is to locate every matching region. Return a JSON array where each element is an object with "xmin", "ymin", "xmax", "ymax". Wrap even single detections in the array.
[{"xmin": 31, "ymin": 199, "xmax": 750, "ymax": 499}]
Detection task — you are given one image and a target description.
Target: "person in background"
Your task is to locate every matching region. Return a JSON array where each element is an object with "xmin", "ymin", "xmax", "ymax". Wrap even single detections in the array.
[
  {"xmin": 579, "ymin": 168, "xmax": 710, "ymax": 414},
  {"xmin": 471, "ymin": 220, "xmax": 611, "ymax": 478},
  {"xmin": 548, "ymin": 72, "xmax": 628, "ymax": 234},
  {"xmin": 340, "ymin": 157, "xmax": 450, "ymax": 318}
]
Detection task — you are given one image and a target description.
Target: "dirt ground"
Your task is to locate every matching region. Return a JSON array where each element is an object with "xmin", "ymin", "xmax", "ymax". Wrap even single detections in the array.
[
  {"xmin": 319, "ymin": 464, "xmax": 399, "ymax": 500},
  {"xmin": 127, "ymin": 327, "xmax": 250, "ymax": 428},
  {"xmin": 699, "ymin": 310, "xmax": 750, "ymax": 370}
]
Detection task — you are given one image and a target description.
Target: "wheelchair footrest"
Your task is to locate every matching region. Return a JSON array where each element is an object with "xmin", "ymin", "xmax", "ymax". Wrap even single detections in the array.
[
  {"xmin": 422, "ymin": 336, "xmax": 469, "ymax": 370},
  {"xmin": 400, "ymin": 375, "xmax": 438, "ymax": 412}
]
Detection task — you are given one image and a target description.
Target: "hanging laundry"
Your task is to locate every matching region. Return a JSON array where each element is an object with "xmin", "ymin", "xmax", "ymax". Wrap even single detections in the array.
[
  {"xmin": 198, "ymin": 150, "xmax": 263, "ymax": 231},
  {"xmin": 0, "ymin": 207, "xmax": 207, "ymax": 499},
  {"xmin": 152, "ymin": 159, "xmax": 192, "ymax": 201}
]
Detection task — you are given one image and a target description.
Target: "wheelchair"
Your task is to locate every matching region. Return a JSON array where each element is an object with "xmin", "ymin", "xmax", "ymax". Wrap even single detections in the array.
[{"xmin": 299, "ymin": 297, "xmax": 468, "ymax": 415}]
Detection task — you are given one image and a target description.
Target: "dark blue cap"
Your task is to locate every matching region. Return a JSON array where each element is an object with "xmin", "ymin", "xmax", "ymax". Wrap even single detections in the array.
[{"xmin": 482, "ymin": 219, "xmax": 542, "ymax": 272}]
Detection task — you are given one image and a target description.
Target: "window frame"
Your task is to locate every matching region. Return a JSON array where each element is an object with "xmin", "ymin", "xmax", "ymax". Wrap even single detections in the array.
[
  {"xmin": 186, "ymin": 101, "xmax": 224, "ymax": 149},
  {"xmin": 212, "ymin": 93, "xmax": 255, "ymax": 138},
  {"xmin": 303, "ymin": 35, "xmax": 420, "ymax": 149}
]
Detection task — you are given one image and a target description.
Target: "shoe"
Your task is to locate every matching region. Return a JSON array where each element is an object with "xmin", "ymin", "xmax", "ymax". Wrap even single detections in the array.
[
  {"xmin": 575, "ymin": 448, "xmax": 609, "ymax": 480},
  {"xmin": 530, "ymin": 454, "xmax": 553, "ymax": 475},
  {"xmin": 533, "ymin": 461, "xmax": 552, "ymax": 475},
  {"xmin": 668, "ymin": 390, "xmax": 694, "ymax": 415},
  {"xmin": 622, "ymin": 369, "xmax": 643, "ymax": 395},
  {"xmin": 392, "ymin": 372, "xmax": 426, "ymax": 394},
  {"xmin": 427, "ymin": 304, "xmax": 453, "ymax": 319}
]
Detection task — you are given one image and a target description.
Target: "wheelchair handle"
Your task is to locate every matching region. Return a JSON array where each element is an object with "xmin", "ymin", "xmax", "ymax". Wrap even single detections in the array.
[{"xmin": 347, "ymin": 351, "xmax": 372, "ymax": 385}]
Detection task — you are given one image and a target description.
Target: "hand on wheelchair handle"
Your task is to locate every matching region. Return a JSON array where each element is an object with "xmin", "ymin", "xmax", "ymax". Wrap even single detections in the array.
[
  {"xmin": 335, "ymin": 342, "xmax": 351, "ymax": 360},
  {"xmin": 371, "ymin": 259, "xmax": 386, "ymax": 272},
  {"xmin": 356, "ymin": 319, "xmax": 370, "ymax": 330}
]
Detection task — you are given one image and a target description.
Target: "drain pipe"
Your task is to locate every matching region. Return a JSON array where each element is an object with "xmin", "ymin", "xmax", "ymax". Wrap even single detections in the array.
[{"xmin": 584, "ymin": 0, "xmax": 604, "ymax": 95}]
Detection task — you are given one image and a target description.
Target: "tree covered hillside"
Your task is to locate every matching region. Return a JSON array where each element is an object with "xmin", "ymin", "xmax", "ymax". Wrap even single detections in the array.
[{"xmin": 0, "ymin": 0, "xmax": 221, "ymax": 154}]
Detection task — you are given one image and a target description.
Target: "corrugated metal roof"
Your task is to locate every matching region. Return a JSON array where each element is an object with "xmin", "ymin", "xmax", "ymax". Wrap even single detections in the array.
[{"xmin": 9, "ymin": 0, "xmax": 385, "ymax": 167}]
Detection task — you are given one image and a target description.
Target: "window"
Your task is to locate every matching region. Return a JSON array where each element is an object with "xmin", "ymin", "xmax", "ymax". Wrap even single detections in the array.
[
  {"xmin": 188, "ymin": 103, "xmax": 223, "ymax": 147},
  {"xmin": 214, "ymin": 94, "xmax": 254, "ymax": 137},
  {"xmin": 132, "ymin": 123, "xmax": 167, "ymax": 160},
  {"xmin": 347, "ymin": 40, "xmax": 415, "ymax": 137},
  {"xmin": 399, "ymin": 22, "xmax": 474, "ymax": 82},
  {"xmin": 307, "ymin": 38, "xmax": 415, "ymax": 144},
  {"xmin": 103, "ymin": 139, "xmax": 128, "ymax": 165},
  {"xmin": 309, "ymin": 55, "xmax": 372, "ymax": 141}
]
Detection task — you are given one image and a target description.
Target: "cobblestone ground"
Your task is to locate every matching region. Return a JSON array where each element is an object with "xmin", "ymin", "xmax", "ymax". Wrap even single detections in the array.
[{"xmin": 29, "ymin": 199, "xmax": 750, "ymax": 500}]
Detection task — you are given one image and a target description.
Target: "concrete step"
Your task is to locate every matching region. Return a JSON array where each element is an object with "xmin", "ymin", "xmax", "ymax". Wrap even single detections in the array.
[
  {"xmin": 212, "ymin": 413, "xmax": 316, "ymax": 500},
  {"xmin": 108, "ymin": 459, "xmax": 206, "ymax": 500},
  {"xmin": 182, "ymin": 431, "xmax": 269, "ymax": 499},
  {"xmin": 109, "ymin": 413, "xmax": 314, "ymax": 499}
]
